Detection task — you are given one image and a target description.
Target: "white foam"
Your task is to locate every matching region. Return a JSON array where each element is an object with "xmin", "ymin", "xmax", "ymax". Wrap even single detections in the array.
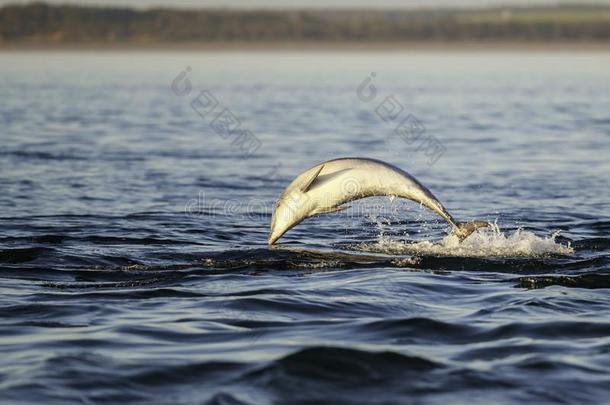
[{"xmin": 355, "ymin": 222, "xmax": 573, "ymax": 258}]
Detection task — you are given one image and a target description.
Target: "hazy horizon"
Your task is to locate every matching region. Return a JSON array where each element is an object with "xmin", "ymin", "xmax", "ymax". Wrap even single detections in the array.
[{"xmin": 3, "ymin": 0, "xmax": 610, "ymax": 9}]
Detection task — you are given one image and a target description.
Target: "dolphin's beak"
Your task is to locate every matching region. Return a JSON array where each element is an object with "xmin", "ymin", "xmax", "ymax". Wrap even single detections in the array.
[
  {"xmin": 268, "ymin": 215, "xmax": 303, "ymax": 245},
  {"xmin": 268, "ymin": 228, "xmax": 282, "ymax": 245},
  {"xmin": 268, "ymin": 234, "xmax": 279, "ymax": 245}
]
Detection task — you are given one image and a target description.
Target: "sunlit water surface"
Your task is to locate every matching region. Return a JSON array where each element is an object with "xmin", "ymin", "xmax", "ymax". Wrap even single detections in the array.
[{"xmin": 0, "ymin": 51, "xmax": 609, "ymax": 404}]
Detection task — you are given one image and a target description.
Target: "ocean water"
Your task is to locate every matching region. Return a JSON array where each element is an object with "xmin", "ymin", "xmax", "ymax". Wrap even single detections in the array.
[{"xmin": 0, "ymin": 51, "xmax": 609, "ymax": 404}]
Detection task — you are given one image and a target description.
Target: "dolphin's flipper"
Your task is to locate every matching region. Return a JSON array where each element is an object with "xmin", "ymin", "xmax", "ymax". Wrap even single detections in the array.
[
  {"xmin": 315, "ymin": 205, "xmax": 350, "ymax": 215},
  {"xmin": 301, "ymin": 165, "xmax": 325, "ymax": 193}
]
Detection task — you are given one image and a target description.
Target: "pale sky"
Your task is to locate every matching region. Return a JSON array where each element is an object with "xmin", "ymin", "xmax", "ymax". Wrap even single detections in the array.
[{"xmin": 2, "ymin": 0, "xmax": 610, "ymax": 9}]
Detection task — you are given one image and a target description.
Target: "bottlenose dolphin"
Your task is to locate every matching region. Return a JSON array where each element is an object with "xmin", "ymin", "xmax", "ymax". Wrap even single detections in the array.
[{"xmin": 268, "ymin": 157, "xmax": 488, "ymax": 245}]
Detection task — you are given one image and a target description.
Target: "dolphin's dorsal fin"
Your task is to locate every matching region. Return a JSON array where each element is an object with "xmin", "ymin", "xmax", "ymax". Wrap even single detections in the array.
[{"xmin": 300, "ymin": 165, "xmax": 324, "ymax": 193}]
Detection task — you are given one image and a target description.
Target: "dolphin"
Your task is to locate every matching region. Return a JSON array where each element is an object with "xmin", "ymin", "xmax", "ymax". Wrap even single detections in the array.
[{"xmin": 268, "ymin": 157, "xmax": 488, "ymax": 245}]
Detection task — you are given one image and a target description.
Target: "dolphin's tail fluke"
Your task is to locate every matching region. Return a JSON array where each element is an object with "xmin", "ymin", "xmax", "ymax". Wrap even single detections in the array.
[{"xmin": 452, "ymin": 220, "xmax": 490, "ymax": 241}]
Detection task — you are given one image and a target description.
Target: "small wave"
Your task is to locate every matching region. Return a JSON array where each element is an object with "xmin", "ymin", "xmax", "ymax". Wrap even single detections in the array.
[
  {"xmin": 0, "ymin": 247, "xmax": 55, "ymax": 263},
  {"xmin": 248, "ymin": 347, "xmax": 440, "ymax": 383},
  {"xmin": 354, "ymin": 222, "xmax": 573, "ymax": 258},
  {"xmin": 514, "ymin": 273, "xmax": 610, "ymax": 289},
  {"xmin": 0, "ymin": 149, "xmax": 86, "ymax": 161}
]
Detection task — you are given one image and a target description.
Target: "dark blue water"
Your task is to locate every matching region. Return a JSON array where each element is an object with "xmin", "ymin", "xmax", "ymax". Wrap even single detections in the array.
[{"xmin": 1, "ymin": 51, "xmax": 609, "ymax": 404}]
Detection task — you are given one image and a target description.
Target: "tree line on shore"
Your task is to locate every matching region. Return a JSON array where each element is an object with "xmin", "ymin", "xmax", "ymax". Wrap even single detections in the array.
[{"xmin": 1, "ymin": 3, "xmax": 610, "ymax": 44}]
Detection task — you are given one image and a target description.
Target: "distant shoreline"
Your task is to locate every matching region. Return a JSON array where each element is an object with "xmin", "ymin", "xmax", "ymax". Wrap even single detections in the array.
[
  {"xmin": 3, "ymin": 4, "xmax": 610, "ymax": 52},
  {"xmin": 2, "ymin": 41, "xmax": 610, "ymax": 52}
]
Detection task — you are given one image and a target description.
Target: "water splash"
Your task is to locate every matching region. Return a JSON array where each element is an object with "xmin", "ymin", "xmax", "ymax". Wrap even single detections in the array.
[{"xmin": 355, "ymin": 222, "xmax": 573, "ymax": 258}]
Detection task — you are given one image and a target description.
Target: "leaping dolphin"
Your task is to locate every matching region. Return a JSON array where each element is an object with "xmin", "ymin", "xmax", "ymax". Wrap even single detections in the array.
[{"xmin": 268, "ymin": 157, "xmax": 488, "ymax": 245}]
